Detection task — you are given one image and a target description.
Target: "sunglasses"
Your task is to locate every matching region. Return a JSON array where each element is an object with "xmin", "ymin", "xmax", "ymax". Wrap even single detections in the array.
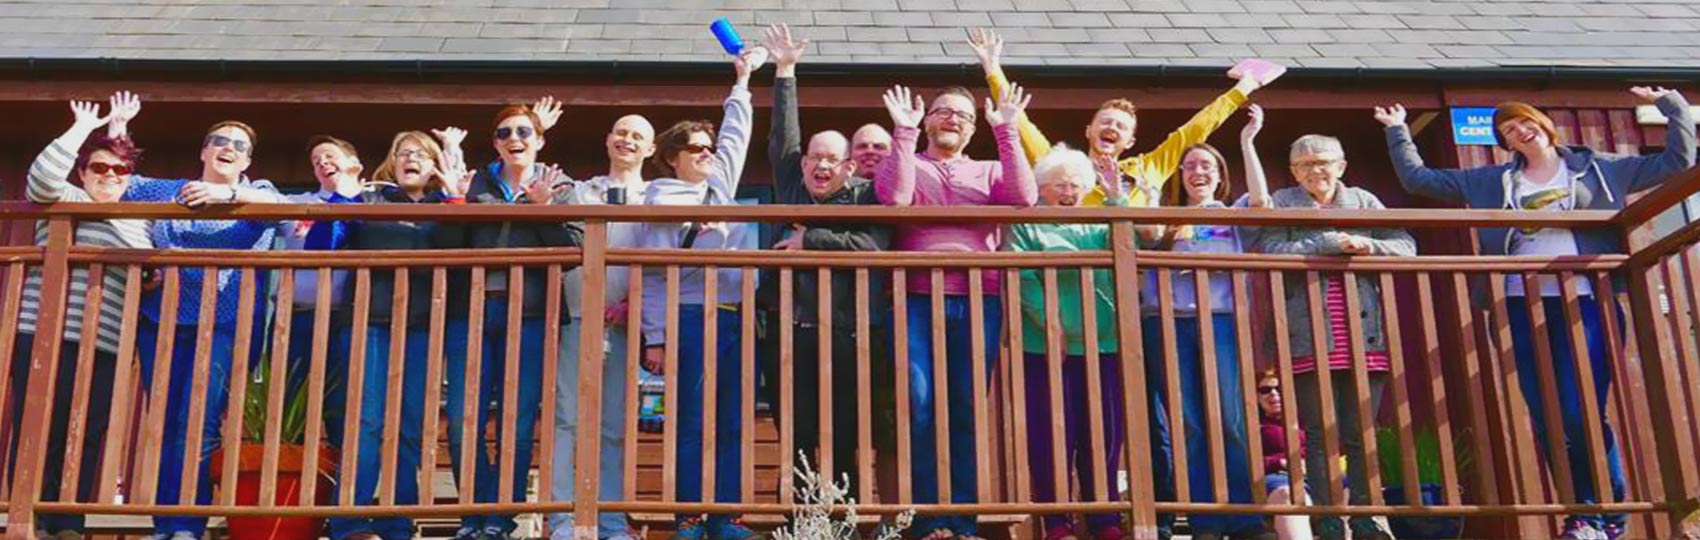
[
  {"xmin": 204, "ymin": 134, "xmax": 251, "ymax": 154},
  {"xmin": 1258, "ymin": 386, "xmax": 1280, "ymax": 395},
  {"xmin": 495, "ymin": 126, "xmax": 536, "ymax": 140},
  {"xmin": 86, "ymin": 162, "xmax": 133, "ymax": 176},
  {"xmin": 681, "ymin": 143, "xmax": 714, "ymax": 155}
]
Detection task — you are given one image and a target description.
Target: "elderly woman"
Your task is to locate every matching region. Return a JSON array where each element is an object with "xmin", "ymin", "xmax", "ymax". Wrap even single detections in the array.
[
  {"xmin": 1138, "ymin": 129, "xmax": 1267, "ymax": 537},
  {"xmin": 1249, "ymin": 129, "xmax": 1415, "ymax": 540},
  {"xmin": 7, "ymin": 95, "xmax": 152, "ymax": 540},
  {"xmin": 1379, "ymin": 87, "xmax": 1694, "ymax": 540},
  {"xmin": 1007, "ymin": 146, "xmax": 1126, "ymax": 540}
]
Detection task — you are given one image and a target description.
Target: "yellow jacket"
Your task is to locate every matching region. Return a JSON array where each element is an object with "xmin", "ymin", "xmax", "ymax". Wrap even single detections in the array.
[{"xmin": 986, "ymin": 69, "xmax": 1248, "ymax": 207}]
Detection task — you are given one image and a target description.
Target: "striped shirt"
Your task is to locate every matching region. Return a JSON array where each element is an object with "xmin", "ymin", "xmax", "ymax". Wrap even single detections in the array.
[
  {"xmin": 1290, "ymin": 274, "xmax": 1391, "ymax": 373},
  {"xmin": 17, "ymin": 136, "xmax": 153, "ymax": 354}
]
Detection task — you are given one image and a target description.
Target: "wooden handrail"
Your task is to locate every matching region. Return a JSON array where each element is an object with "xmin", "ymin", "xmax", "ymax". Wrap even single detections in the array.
[
  {"xmin": 1613, "ymin": 164, "xmax": 1700, "ymax": 228},
  {"xmin": 0, "ymin": 201, "xmax": 1620, "ymax": 229}
]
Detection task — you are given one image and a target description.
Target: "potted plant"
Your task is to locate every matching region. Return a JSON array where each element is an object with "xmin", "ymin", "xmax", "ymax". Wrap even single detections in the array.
[
  {"xmin": 1377, "ymin": 427, "xmax": 1475, "ymax": 540},
  {"xmin": 208, "ymin": 359, "xmax": 339, "ymax": 540}
]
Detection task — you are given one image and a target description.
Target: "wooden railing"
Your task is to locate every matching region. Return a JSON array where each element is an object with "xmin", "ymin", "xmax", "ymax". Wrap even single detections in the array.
[{"xmin": 2, "ymin": 166, "xmax": 1699, "ymax": 540}]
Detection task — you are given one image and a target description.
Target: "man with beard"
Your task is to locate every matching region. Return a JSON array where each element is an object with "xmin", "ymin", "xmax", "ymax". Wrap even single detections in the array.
[
  {"xmin": 875, "ymin": 82, "xmax": 1037, "ymax": 540},
  {"xmin": 967, "ymin": 28, "xmax": 1281, "ymax": 207},
  {"xmin": 754, "ymin": 23, "xmax": 892, "ymax": 499}
]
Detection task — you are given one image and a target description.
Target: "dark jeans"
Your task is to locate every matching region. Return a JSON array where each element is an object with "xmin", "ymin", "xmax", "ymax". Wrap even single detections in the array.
[
  {"xmin": 789, "ymin": 324, "xmax": 869, "ymax": 494},
  {"xmin": 673, "ymin": 304, "xmax": 747, "ymax": 525},
  {"xmin": 6, "ymin": 333, "xmax": 116, "ymax": 534},
  {"xmin": 905, "ymin": 295, "xmax": 1003, "ymax": 536},
  {"xmin": 1141, "ymin": 314, "xmax": 1260, "ymax": 536},
  {"xmin": 1505, "ymin": 296, "xmax": 1627, "ymax": 529},
  {"xmin": 326, "ymin": 324, "xmax": 431, "ymax": 540},
  {"xmin": 443, "ymin": 298, "xmax": 547, "ymax": 535},
  {"xmin": 137, "ymin": 319, "xmax": 236, "ymax": 537}
]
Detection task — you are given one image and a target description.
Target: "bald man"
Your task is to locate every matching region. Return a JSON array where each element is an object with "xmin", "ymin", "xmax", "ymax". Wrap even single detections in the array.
[
  {"xmin": 548, "ymin": 112, "xmax": 655, "ymax": 540},
  {"xmin": 756, "ymin": 24, "xmax": 892, "ymax": 499},
  {"xmin": 850, "ymin": 123, "xmax": 893, "ymax": 180}
]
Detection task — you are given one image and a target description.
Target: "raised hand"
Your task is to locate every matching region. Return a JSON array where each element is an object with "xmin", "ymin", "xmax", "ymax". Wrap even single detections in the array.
[
  {"xmin": 432, "ymin": 126, "xmax": 468, "ymax": 151},
  {"xmin": 1093, "ymin": 154, "xmax": 1125, "ymax": 201},
  {"xmin": 734, "ymin": 46, "xmax": 768, "ymax": 85},
  {"xmin": 69, "ymin": 100, "xmax": 109, "ymax": 131},
  {"xmin": 984, "ymin": 83, "xmax": 1032, "ymax": 128},
  {"xmin": 531, "ymin": 96, "xmax": 563, "ymax": 132},
  {"xmin": 1631, "ymin": 86, "xmax": 1676, "ymax": 103},
  {"xmin": 966, "ymin": 27, "xmax": 1004, "ymax": 74},
  {"xmin": 1373, "ymin": 104, "xmax": 1407, "ymax": 127},
  {"xmin": 436, "ymin": 161, "xmax": 476, "ymax": 199},
  {"xmin": 763, "ymin": 23, "xmax": 809, "ymax": 73},
  {"xmin": 106, "ymin": 91, "xmax": 141, "ymax": 138},
  {"xmin": 523, "ymin": 164, "xmax": 569, "ymax": 205},
  {"xmin": 883, "ymin": 85, "xmax": 925, "ymax": 128},
  {"xmin": 1241, "ymin": 104, "xmax": 1265, "ymax": 141}
]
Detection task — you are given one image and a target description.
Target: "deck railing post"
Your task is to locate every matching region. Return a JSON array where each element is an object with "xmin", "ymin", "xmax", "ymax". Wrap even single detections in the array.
[
  {"xmin": 572, "ymin": 221, "xmax": 609, "ymax": 540},
  {"xmin": 1108, "ymin": 221, "xmax": 1158, "ymax": 540},
  {"xmin": 7, "ymin": 216, "xmax": 74, "ymax": 540}
]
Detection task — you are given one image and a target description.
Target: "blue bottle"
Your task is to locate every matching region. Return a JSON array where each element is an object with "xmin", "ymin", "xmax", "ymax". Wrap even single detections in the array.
[{"xmin": 709, "ymin": 17, "xmax": 744, "ymax": 55}]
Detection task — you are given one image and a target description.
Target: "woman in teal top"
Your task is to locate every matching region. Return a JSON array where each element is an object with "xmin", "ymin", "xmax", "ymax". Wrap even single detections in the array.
[{"xmin": 1005, "ymin": 146, "xmax": 1126, "ymax": 540}]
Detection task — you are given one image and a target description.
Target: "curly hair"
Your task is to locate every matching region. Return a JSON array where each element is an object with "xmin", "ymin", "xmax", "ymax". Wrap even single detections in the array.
[{"xmin": 651, "ymin": 119, "xmax": 715, "ymax": 179}]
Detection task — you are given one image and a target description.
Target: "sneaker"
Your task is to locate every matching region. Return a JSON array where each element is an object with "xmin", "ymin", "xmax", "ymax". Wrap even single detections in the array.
[
  {"xmin": 1560, "ymin": 520, "xmax": 1609, "ymax": 540},
  {"xmin": 455, "ymin": 527, "xmax": 483, "ymax": 540},
  {"xmin": 712, "ymin": 518, "xmax": 762, "ymax": 540},
  {"xmin": 481, "ymin": 526, "xmax": 510, "ymax": 540},
  {"xmin": 1347, "ymin": 517, "xmax": 1395, "ymax": 540},
  {"xmin": 672, "ymin": 517, "xmax": 707, "ymax": 540}
]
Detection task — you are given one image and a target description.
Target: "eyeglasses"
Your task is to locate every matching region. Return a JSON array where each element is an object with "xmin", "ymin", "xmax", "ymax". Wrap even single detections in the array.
[
  {"xmin": 86, "ymin": 162, "xmax": 133, "ymax": 176},
  {"xmin": 393, "ymin": 149, "xmax": 432, "ymax": 159},
  {"xmin": 805, "ymin": 154, "xmax": 845, "ymax": 166},
  {"xmin": 682, "ymin": 143, "xmax": 714, "ymax": 155},
  {"xmin": 495, "ymin": 126, "xmax": 536, "ymax": 140},
  {"xmin": 1180, "ymin": 160, "xmax": 1219, "ymax": 172},
  {"xmin": 204, "ymin": 134, "xmax": 251, "ymax": 154},
  {"xmin": 1258, "ymin": 386, "xmax": 1280, "ymax": 395},
  {"xmin": 1291, "ymin": 158, "xmax": 1340, "ymax": 170},
  {"xmin": 928, "ymin": 108, "xmax": 976, "ymax": 122}
]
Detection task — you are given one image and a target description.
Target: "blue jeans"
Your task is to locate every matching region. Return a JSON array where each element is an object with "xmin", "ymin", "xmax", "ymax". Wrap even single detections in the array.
[
  {"xmin": 443, "ymin": 298, "xmax": 547, "ymax": 535},
  {"xmin": 906, "ymin": 295, "xmax": 1003, "ymax": 536},
  {"xmin": 1505, "ymin": 297, "xmax": 1627, "ymax": 529},
  {"xmin": 289, "ymin": 309, "xmax": 349, "ymax": 449},
  {"xmin": 137, "ymin": 319, "xmax": 236, "ymax": 537},
  {"xmin": 1141, "ymin": 314, "xmax": 1259, "ymax": 536},
  {"xmin": 326, "ymin": 324, "xmax": 431, "ymax": 540},
  {"xmin": 673, "ymin": 305, "xmax": 746, "ymax": 523},
  {"xmin": 548, "ymin": 317, "xmax": 632, "ymax": 538}
]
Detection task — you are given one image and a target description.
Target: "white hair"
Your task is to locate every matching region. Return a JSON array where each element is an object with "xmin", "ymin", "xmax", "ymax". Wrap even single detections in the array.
[
  {"xmin": 1034, "ymin": 144, "xmax": 1095, "ymax": 190},
  {"xmin": 1289, "ymin": 134, "xmax": 1345, "ymax": 162}
]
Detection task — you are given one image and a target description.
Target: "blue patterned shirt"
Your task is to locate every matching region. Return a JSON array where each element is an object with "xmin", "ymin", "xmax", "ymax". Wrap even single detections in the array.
[{"xmin": 124, "ymin": 176, "xmax": 285, "ymax": 326}]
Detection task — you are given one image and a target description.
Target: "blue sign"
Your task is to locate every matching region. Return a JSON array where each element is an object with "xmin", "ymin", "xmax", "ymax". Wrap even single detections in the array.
[{"xmin": 1451, "ymin": 107, "xmax": 1498, "ymax": 146}]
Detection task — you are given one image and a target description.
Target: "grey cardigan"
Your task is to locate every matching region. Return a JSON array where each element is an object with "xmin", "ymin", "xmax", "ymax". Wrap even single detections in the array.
[{"xmin": 1255, "ymin": 183, "xmax": 1418, "ymax": 361}]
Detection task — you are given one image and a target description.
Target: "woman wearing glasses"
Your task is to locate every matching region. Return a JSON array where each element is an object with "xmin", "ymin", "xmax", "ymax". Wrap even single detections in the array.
[
  {"xmin": 1379, "ymin": 87, "xmax": 1694, "ymax": 540},
  {"xmin": 1249, "ymin": 120, "xmax": 1415, "ymax": 540},
  {"xmin": 432, "ymin": 102, "xmax": 581, "ymax": 540},
  {"xmin": 633, "ymin": 47, "xmax": 762, "ymax": 540},
  {"xmin": 1136, "ymin": 106, "xmax": 1272, "ymax": 540},
  {"xmin": 8, "ymin": 94, "xmax": 152, "ymax": 540}
]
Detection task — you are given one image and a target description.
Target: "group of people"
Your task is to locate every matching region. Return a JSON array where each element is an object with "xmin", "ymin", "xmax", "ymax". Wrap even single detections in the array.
[{"xmin": 6, "ymin": 23, "xmax": 1695, "ymax": 540}]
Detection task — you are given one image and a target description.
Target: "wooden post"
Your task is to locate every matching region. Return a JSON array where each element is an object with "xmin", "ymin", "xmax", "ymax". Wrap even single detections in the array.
[
  {"xmin": 573, "ymin": 221, "xmax": 609, "ymax": 540},
  {"xmin": 8, "ymin": 217, "xmax": 74, "ymax": 539},
  {"xmin": 1109, "ymin": 221, "xmax": 1158, "ymax": 540}
]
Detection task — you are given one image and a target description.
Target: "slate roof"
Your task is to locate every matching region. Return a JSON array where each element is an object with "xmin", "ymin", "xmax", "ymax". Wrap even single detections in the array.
[{"xmin": 2, "ymin": 0, "xmax": 1699, "ymax": 69}]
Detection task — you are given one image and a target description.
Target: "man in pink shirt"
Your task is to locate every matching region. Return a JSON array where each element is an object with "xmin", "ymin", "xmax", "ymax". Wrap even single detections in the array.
[{"xmin": 875, "ymin": 84, "xmax": 1036, "ymax": 540}]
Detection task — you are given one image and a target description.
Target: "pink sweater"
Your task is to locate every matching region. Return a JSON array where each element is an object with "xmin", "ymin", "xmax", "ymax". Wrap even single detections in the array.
[{"xmin": 875, "ymin": 124, "xmax": 1036, "ymax": 295}]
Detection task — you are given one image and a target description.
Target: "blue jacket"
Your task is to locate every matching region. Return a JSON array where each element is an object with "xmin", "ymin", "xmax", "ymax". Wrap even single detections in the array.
[{"xmin": 1387, "ymin": 92, "xmax": 1696, "ymax": 258}]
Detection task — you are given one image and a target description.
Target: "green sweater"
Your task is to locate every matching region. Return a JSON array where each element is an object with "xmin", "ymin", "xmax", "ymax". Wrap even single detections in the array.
[{"xmin": 1006, "ymin": 222, "xmax": 1121, "ymax": 355}]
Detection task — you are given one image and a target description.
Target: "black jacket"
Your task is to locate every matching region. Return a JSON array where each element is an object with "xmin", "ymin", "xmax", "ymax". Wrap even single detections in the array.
[
  {"xmin": 342, "ymin": 186, "xmax": 448, "ymax": 324},
  {"xmin": 433, "ymin": 163, "xmax": 584, "ymax": 320},
  {"xmin": 756, "ymin": 77, "xmax": 891, "ymax": 327}
]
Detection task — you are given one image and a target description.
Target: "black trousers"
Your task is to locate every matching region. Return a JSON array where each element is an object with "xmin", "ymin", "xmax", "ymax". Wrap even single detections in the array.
[{"xmin": 8, "ymin": 333, "xmax": 117, "ymax": 534}]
